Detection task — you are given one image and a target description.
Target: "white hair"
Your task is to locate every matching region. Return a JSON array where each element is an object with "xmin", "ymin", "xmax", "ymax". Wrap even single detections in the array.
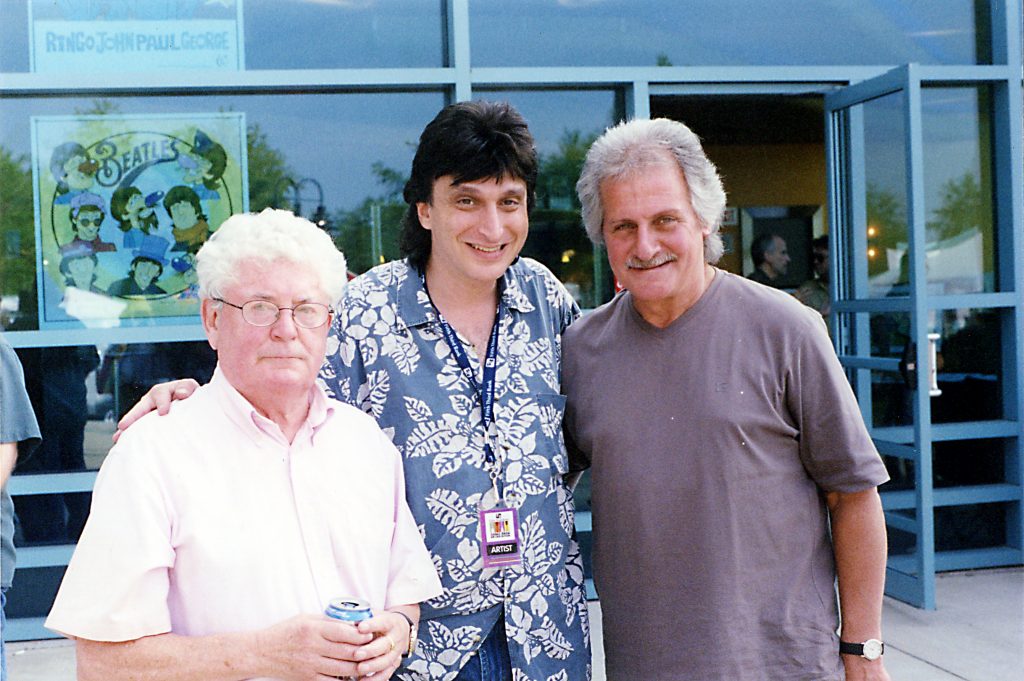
[
  {"xmin": 576, "ymin": 118, "xmax": 727, "ymax": 264},
  {"xmin": 195, "ymin": 208, "xmax": 347, "ymax": 305}
]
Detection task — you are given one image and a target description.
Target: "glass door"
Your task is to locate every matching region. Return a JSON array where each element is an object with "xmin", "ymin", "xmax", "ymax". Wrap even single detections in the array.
[{"xmin": 826, "ymin": 65, "xmax": 1023, "ymax": 608}]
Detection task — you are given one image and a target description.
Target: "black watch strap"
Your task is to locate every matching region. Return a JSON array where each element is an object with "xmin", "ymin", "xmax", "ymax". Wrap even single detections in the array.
[
  {"xmin": 394, "ymin": 611, "xmax": 416, "ymax": 658},
  {"xmin": 839, "ymin": 640, "xmax": 884, "ymax": 656},
  {"xmin": 839, "ymin": 641, "xmax": 865, "ymax": 655}
]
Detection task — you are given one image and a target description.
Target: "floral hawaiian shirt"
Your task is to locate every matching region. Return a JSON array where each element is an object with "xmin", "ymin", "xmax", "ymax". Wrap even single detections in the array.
[{"xmin": 321, "ymin": 258, "xmax": 591, "ymax": 681}]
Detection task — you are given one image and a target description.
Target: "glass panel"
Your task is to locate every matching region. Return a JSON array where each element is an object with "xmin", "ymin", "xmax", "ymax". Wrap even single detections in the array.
[
  {"xmin": 921, "ymin": 86, "xmax": 997, "ymax": 294},
  {"xmin": 870, "ymin": 368, "xmax": 914, "ymax": 429},
  {"xmin": 4, "ymin": 567, "xmax": 66, "ymax": 619},
  {"xmin": 0, "ymin": 91, "xmax": 446, "ymax": 332},
  {"xmin": 10, "ymin": 340, "xmax": 217, "ymax": 545},
  {"xmin": 887, "ymin": 523, "xmax": 917, "ymax": 563},
  {"xmin": 0, "ymin": 1, "xmax": 443, "ymax": 73},
  {"xmin": 869, "ymin": 311, "xmax": 911, "ymax": 359},
  {"xmin": 881, "ymin": 457, "xmax": 915, "ymax": 492},
  {"xmin": 475, "ymin": 89, "xmax": 621, "ymax": 308},
  {"xmin": 934, "ymin": 439, "xmax": 1007, "ymax": 488},
  {"xmin": 933, "ymin": 307, "xmax": 1003, "ymax": 422},
  {"xmin": 862, "ymin": 91, "xmax": 910, "ymax": 299},
  {"xmin": 936, "ymin": 503, "xmax": 1007, "ymax": 551},
  {"xmin": 244, "ymin": 0, "xmax": 443, "ymax": 70},
  {"xmin": 853, "ymin": 307, "xmax": 1003, "ymax": 425},
  {"xmin": 470, "ymin": 0, "xmax": 992, "ymax": 68}
]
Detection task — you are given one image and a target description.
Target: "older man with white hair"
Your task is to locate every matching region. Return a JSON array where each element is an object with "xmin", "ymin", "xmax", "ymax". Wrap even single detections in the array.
[
  {"xmin": 564, "ymin": 119, "xmax": 891, "ymax": 681},
  {"xmin": 46, "ymin": 208, "xmax": 441, "ymax": 681}
]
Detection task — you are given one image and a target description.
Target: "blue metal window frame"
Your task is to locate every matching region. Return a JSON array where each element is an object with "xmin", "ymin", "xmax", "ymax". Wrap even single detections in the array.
[{"xmin": 2, "ymin": 0, "xmax": 1021, "ymax": 638}]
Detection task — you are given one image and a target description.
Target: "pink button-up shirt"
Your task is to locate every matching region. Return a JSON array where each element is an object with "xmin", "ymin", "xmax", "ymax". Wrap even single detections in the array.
[{"xmin": 46, "ymin": 368, "xmax": 441, "ymax": 643}]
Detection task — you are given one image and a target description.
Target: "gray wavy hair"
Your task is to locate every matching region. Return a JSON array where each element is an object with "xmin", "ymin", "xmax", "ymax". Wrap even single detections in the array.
[{"xmin": 575, "ymin": 118, "xmax": 727, "ymax": 264}]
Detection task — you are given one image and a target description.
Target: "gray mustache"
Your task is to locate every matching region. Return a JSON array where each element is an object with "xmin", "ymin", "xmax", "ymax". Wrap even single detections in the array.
[{"xmin": 626, "ymin": 253, "xmax": 678, "ymax": 269}]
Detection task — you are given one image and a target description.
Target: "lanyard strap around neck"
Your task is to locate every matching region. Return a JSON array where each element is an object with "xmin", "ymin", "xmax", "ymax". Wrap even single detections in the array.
[{"xmin": 422, "ymin": 276, "xmax": 502, "ymax": 469}]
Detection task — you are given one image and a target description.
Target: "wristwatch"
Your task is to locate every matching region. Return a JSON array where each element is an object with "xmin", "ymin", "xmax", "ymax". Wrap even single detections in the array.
[
  {"xmin": 840, "ymin": 639, "xmax": 885, "ymax": 661},
  {"xmin": 394, "ymin": 611, "xmax": 417, "ymax": 658}
]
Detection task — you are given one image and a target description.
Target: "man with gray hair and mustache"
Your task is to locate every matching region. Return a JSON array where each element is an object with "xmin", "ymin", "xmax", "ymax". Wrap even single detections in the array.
[{"xmin": 563, "ymin": 118, "xmax": 892, "ymax": 681}]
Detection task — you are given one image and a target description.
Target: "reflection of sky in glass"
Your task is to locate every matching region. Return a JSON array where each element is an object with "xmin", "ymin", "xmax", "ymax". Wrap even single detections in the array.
[
  {"xmin": 921, "ymin": 87, "xmax": 984, "ymax": 209},
  {"xmin": 859, "ymin": 88, "xmax": 993, "ymax": 220},
  {"xmin": 0, "ymin": 93, "xmax": 445, "ymax": 212},
  {"xmin": 470, "ymin": 0, "xmax": 984, "ymax": 67},
  {"xmin": 474, "ymin": 90, "xmax": 618, "ymax": 156},
  {"xmin": 863, "ymin": 91, "xmax": 908, "ymax": 213},
  {"xmin": 861, "ymin": 91, "xmax": 908, "ymax": 293},
  {"xmin": 1, "ymin": 91, "xmax": 617, "ymax": 214},
  {"xmin": 921, "ymin": 87, "xmax": 994, "ymax": 293}
]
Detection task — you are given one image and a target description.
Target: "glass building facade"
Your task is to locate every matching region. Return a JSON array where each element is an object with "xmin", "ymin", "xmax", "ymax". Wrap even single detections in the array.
[{"xmin": 1, "ymin": 0, "xmax": 1021, "ymax": 637}]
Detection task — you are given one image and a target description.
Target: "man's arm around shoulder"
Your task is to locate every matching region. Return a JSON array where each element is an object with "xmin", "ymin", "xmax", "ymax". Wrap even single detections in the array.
[{"xmin": 827, "ymin": 486, "xmax": 892, "ymax": 681}]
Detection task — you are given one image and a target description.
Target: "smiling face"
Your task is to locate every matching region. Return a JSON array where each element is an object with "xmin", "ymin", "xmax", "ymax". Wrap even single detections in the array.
[
  {"xmin": 202, "ymin": 259, "xmax": 330, "ymax": 412},
  {"xmin": 74, "ymin": 208, "xmax": 104, "ymax": 241},
  {"xmin": 417, "ymin": 175, "xmax": 529, "ymax": 297},
  {"xmin": 601, "ymin": 158, "xmax": 712, "ymax": 327}
]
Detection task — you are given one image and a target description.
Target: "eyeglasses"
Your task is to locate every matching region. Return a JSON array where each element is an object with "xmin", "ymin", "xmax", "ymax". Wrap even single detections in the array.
[
  {"xmin": 77, "ymin": 218, "xmax": 102, "ymax": 227},
  {"xmin": 213, "ymin": 298, "xmax": 333, "ymax": 328}
]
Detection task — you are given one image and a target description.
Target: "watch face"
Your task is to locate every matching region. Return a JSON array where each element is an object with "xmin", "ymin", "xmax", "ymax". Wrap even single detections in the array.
[{"xmin": 862, "ymin": 639, "xmax": 884, "ymax": 660}]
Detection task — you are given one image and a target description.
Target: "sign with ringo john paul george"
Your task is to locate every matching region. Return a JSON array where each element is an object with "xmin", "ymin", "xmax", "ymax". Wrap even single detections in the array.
[{"xmin": 32, "ymin": 112, "xmax": 248, "ymax": 330}]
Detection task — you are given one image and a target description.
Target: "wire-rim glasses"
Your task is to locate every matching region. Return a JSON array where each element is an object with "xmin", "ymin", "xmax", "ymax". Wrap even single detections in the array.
[{"xmin": 213, "ymin": 298, "xmax": 333, "ymax": 328}]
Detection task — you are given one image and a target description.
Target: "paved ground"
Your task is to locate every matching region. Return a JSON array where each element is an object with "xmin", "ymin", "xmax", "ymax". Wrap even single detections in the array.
[{"xmin": 6, "ymin": 567, "xmax": 1022, "ymax": 680}]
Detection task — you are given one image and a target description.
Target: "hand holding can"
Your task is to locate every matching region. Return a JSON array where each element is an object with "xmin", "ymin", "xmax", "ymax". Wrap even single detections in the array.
[{"xmin": 325, "ymin": 598, "xmax": 373, "ymax": 680}]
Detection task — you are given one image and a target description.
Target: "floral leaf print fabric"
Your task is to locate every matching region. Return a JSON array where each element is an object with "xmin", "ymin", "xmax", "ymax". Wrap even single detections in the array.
[{"xmin": 321, "ymin": 258, "xmax": 590, "ymax": 680}]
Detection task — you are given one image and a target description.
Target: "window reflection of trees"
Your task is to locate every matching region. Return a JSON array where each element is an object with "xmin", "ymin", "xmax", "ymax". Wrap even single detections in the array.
[
  {"xmin": 3, "ymin": 124, "xmax": 612, "ymax": 324},
  {"xmin": 865, "ymin": 169, "xmax": 993, "ymax": 299},
  {"xmin": 328, "ymin": 127, "xmax": 610, "ymax": 307}
]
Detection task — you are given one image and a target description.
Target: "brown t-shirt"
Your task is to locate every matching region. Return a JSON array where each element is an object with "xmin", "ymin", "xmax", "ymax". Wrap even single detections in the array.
[{"xmin": 563, "ymin": 269, "xmax": 889, "ymax": 681}]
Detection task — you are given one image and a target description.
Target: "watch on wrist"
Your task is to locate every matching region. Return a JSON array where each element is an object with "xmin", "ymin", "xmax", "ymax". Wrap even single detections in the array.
[
  {"xmin": 840, "ymin": 638, "xmax": 884, "ymax": 661},
  {"xmin": 394, "ymin": 611, "xmax": 417, "ymax": 658}
]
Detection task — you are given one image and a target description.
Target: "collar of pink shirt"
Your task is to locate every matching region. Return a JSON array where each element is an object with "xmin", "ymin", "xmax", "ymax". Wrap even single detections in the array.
[{"xmin": 206, "ymin": 366, "xmax": 335, "ymax": 448}]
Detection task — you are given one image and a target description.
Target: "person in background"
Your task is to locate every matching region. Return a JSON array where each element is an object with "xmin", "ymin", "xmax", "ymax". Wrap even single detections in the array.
[
  {"xmin": 12, "ymin": 343, "xmax": 98, "ymax": 544},
  {"xmin": 565, "ymin": 117, "xmax": 891, "ymax": 681},
  {"xmin": 46, "ymin": 209, "xmax": 441, "ymax": 680},
  {"xmin": 114, "ymin": 101, "xmax": 591, "ymax": 681},
  {"xmin": 0, "ymin": 335, "xmax": 42, "ymax": 681},
  {"xmin": 747, "ymin": 231, "xmax": 790, "ymax": 286},
  {"xmin": 795, "ymin": 234, "xmax": 831, "ymax": 318}
]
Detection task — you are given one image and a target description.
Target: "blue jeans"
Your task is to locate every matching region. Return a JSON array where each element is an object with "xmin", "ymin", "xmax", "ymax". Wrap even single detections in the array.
[{"xmin": 454, "ymin": 613, "xmax": 513, "ymax": 681}]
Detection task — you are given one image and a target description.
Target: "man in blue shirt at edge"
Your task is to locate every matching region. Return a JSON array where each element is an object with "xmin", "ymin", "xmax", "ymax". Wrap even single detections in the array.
[
  {"xmin": 1, "ymin": 335, "xmax": 43, "ymax": 681},
  {"xmin": 115, "ymin": 101, "xmax": 590, "ymax": 681}
]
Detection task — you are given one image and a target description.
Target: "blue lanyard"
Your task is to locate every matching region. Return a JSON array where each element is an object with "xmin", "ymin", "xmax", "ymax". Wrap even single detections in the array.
[{"xmin": 423, "ymin": 278, "xmax": 502, "ymax": 466}]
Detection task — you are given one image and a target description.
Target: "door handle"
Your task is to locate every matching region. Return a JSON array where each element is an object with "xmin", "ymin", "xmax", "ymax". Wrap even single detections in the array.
[
  {"xmin": 927, "ymin": 332, "xmax": 941, "ymax": 397},
  {"xmin": 897, "ymin": 334, "xmax": 942, "ymax": 396}
]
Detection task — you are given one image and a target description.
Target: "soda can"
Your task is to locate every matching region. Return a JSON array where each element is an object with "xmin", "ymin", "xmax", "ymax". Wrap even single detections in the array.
[{"xmin": 324, "ymin": 597, "xmax": 373, "ymax": 624}]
